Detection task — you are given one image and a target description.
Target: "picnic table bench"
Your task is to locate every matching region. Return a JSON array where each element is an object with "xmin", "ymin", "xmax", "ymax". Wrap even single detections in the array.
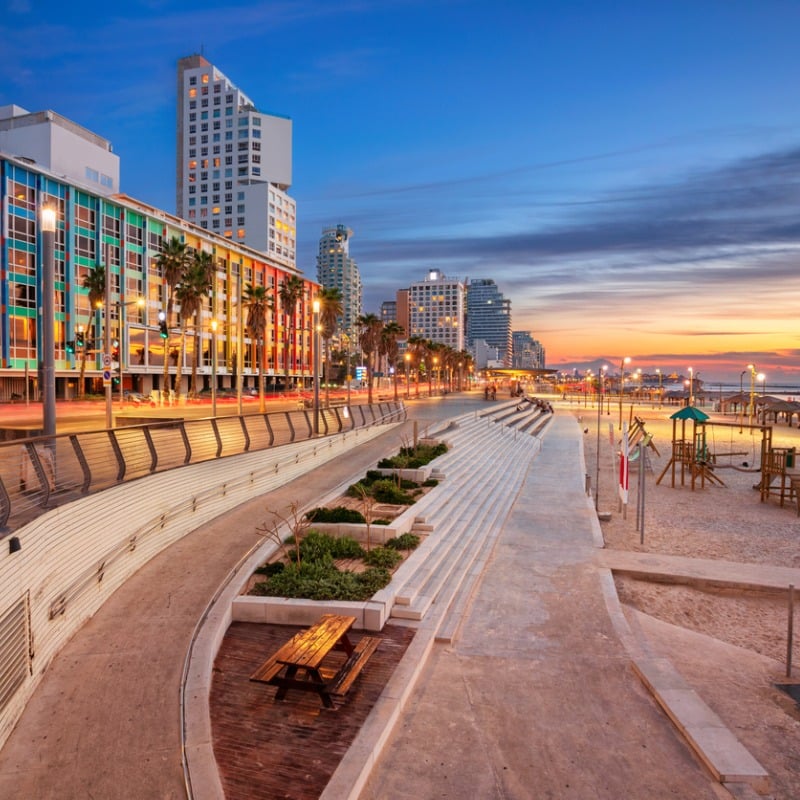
[{"xmin": 250, "ymin": 613, "xmax": 380, "ymax": 708}]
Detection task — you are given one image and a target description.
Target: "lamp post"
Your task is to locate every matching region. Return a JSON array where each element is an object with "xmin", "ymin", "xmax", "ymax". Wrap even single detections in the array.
[
  {"xmin": 405, "ymin": 352, "xmax": 411, "ymax": 399},
  {"xmin": 595, "ymin": 365, "xmax": 608, "ymax": 512},
  {"xmin": 656, "ymin": 368, "xmax": 662, "ymax": 408},
  {"xmin": 618, "ymin": 356, "xmax": 631, "ymax": 429},
  {"xmin": 210, "ymin": 318, "xmax": 218, "ymax": 417},
  {"xmin": 312, "ymin": 299, "xmax": 320, "ymax": 436},
  {"xmin": 748, "ymin": 363, "xmax": 756, "ymax": 427},
  {"xmin": 433, "ymin": 356, "xmax": 439, "ymax": 395},
  {"xmin": 758, "ymin": 372, "xmax": 766, "ymax": 396},
  {"xmin": 40, "ymin": 203, "xmax": 57, "ymax": 441},
  {"xmin": 688, "ymin": 366, "xmax": 694, "ymax": 407},
  {"xmin": 738, "ymin": 368, "xmax": 747, "ymax": 432}
]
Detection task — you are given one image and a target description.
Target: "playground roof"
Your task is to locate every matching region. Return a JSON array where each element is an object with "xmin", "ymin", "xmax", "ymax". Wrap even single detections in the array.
[{"xmin": 670, "ymin": 406, "xmax": 710, "ymax": 421}]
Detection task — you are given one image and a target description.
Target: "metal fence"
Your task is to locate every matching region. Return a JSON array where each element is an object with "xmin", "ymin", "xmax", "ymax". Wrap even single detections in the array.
[{"xmin": 0, "ymin": 401, "xmax": 406, "ymax": 534}]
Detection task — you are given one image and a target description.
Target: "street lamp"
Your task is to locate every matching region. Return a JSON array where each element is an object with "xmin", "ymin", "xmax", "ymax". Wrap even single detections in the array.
[
  {"xmin": 688, "ymin": 366, "xmax": 694, "ymax": 407},
  {"xmin": 739, "ymin": 368, "xmax": 748, "ymax": 432},
  {"xmin": 40, "ymin": 202, "xmax": 57, "ymax": 441},
  {"xmin": 618, "ymin": 356, "xmax": 631, "ymax": 429},
  {"xmin": 758, "ymin": 372, "xmax": 766, "ymax": 396},
  {"xmin": 312, "ymin": 299, "xmax": 320, "ymax": 436},
  {"xmin": 405, "ymin": 352, "xmax": 411, "ymax": 399},
  {"xmin": 433, "ymin": 356, "xmax": 439, "ymax": 395},
  {"xmin": 595, "ymin": 365, "xmax": 608, "ymax": 512},
  {"xmin": 748, "ymin": 363, "xmax": 756, "ymax": 427},
  {"xmin": 656, "ymin": 368, "xmax": 662, "ymax": 409},
  {"xmin": 210, "ymin": 318, "xmax": 218, "ymax": 417}
]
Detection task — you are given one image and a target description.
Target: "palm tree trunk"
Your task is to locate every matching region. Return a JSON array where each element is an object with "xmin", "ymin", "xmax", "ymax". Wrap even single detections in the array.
[
  {"xmin": 191, "ymin": 329, "xmax": 199, "ymax": 398},
  {"xmin": 259, "ymin": 339, "xmax": 266, "ymax": 413}
]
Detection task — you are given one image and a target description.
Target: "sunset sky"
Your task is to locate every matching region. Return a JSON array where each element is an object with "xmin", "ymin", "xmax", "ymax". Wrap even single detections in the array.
[{"xmin": 3, "ymin": 0, "xmax": 800, "ymax": 383}]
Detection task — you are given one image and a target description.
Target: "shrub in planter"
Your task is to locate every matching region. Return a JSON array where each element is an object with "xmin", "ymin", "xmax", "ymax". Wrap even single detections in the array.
[
  {"xmin": 305, "ymin": 506, "xmax": 366, "ymax": 524},
  {"xmin": 386, "ymin": 533, "xmax": 421, "ymax": 551},
  {"xmin": 371, "ymin": 478, "xmax": 415, "ymax": 504},
  {"xmin": 300, "ymin": 530, "xmax": 365, "ymax": 561},
  {"xmin": 252, "ymin": 561, "xmax": 391, "ymax": 601},
  {"xmin": 254, "ymin": 561, "xmax": 286, "ymax": 577},
  {"xmin": 363, "ymin": 546, "xmax": 403, "ymax": 569}
]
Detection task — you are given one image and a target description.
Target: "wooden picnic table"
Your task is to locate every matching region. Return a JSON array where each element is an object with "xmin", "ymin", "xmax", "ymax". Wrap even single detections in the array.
[{"xmin": 250, "ymin": 613, "xmax": 380, "ymax": 708}]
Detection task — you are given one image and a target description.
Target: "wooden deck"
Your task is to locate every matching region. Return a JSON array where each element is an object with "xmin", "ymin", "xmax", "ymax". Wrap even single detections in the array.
[{"xmin": 210, "ymin": 621, "xmax": 415, "ymax": 800}]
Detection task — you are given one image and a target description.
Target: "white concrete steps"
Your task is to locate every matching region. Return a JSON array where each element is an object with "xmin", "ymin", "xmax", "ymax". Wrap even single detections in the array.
[
  {"xmin": 392, "ymin": 434, "xmax": 537, "ymax": 619},
  {"xmin": 395, "ymin": 436, "xmax": 534, "ymax": 621}
]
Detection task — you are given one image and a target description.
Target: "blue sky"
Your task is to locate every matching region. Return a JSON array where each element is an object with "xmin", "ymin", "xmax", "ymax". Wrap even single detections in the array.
[{"xmin": 4, "ymin": 0, "xmax": 800, "ymax": 382}]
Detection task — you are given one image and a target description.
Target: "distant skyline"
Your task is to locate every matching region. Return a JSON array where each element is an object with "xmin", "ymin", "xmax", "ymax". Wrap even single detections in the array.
[{"xmin": 3, "ymin": 0, "xmax": 800, "ymax": 383}]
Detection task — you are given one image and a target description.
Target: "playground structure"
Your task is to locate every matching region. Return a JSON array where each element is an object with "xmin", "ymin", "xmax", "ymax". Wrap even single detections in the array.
[{"xmin": 656, "ymin": 407, "xmax": 776, "ymax": 494}]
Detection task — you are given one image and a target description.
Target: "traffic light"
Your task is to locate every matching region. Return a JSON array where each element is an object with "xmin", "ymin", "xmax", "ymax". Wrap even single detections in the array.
[
  {"xmin": 66, "ymin": 340, "xmax": 75, "ymax": 354},
  {"xmin": 158, "ymin": 311, "xmax": 168, "ymax": 339},
  {"xmin": 76, "ymin": 331, "xmax": 85, "ymax": 348}
]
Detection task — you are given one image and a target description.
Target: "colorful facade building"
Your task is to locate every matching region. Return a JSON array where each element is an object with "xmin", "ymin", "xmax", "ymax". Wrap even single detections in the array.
[{"xmin": 0, "ymin": 150, "xmax": 317, "ymax": 401}]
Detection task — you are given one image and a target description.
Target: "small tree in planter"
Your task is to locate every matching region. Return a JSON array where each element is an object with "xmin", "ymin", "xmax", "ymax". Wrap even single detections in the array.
[{"xmin": 255, "ymin": 501, "xmax": 311, "ymax": 566}]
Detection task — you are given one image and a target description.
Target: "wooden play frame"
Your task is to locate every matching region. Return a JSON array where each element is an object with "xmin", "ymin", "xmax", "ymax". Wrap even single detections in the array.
[{"xmin": 656, "ymin": 418, "xmax": 772, "ymax": 492}]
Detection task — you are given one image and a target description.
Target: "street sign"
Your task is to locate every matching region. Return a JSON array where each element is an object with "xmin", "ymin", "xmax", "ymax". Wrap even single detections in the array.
[
  {"xmin": 102, "ymin": 369, "xmax": 111, "ymax": 386},
  {"xmin": 102, "ymin": 353, "xmax": 112, "ymax": 368}
]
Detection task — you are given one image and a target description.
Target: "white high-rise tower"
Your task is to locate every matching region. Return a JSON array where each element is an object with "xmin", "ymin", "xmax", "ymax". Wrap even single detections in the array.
[{"xmin": 176, "ymin": 55, "xmax": 296, "ymax": 268}]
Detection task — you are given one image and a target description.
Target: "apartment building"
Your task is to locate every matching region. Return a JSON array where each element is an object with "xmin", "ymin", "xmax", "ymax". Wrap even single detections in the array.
[
  {"xmin": 466, "ymin": 278, "xmax": 512, "ymax": 367},
  {"xmin": 316, "ymin": 224, "xmax": 362, "ymax": 338},
  {"xmin": 176, "ymin": 55, "xmax": 296, "ymax": 268},
  {"xmin": 407, "ymin": 269, "xmax": 465, "ymax": 351},
  {"xmin": 0, "ymin": 134, "xmax": 316, "ymax": 401}
]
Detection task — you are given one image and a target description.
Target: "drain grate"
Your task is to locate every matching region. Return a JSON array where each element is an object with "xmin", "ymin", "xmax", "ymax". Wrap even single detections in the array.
[{"xmin": 775, "ymin": 683, "xmax": 800, "ymax": 705}]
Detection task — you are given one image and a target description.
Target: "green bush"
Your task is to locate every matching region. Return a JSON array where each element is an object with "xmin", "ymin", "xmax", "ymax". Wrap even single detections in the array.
[
  {"xmin": 377, "ymin": 442, "xmax": 447, "ymax": 469},
  {"xmin": 254, "ymin": 561, "xmax": 285, "ymax": 577},
  {"xmin": 373, "ymin": 518, "xmax": 392, "ymax": 525},
  {"xmin": 371, "ymin": 479, "xmax": 415, "ymax": 504},
  {"xmin": 386, "ymin": 533, "xmax": 421, "ymax": 551},
  {"xmin": 251, "ymin": 561, "xmax": 391, "ymax": 601},
  {"xmin": 299, "ymin": 530, "xmax": 365, "ymax": 561},
  {"xmin": 305, "ymin": 506, "xmax": 366, "ymax": 524},
  {"xmin": 346, "ymin": 481, "xmax": 368, "ymax": 498},
  {"xmin": 422, "ymin": 478, "xmax": 439, "ymax": 487},
  {"xmin": 363, "ymin": 546, "xmax": 403, "ymax": 569}
]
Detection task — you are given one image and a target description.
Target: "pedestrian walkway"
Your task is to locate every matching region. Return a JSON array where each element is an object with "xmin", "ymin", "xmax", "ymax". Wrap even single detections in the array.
[{"xmin": 0, "ymin": 403, "xmax": 778, "ymax": 799}]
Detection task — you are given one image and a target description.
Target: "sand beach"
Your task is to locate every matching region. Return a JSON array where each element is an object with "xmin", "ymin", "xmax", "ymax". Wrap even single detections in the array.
[{"xmin": 575, "ymin": 397, "xmax": 800, "ymax": 799}]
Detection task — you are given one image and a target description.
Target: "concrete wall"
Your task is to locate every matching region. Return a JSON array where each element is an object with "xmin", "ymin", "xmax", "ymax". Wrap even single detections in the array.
[{"xmin": 0, "ymin": 422, "xmax": 398, "ymax": 750}]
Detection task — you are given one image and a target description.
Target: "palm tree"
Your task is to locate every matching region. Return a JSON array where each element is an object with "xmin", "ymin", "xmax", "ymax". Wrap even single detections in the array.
[
  {"xmin": 79, "ymin": 265, "xmax": 105, "ymax": 399},
  {"xmin": 318, "ymin": 287, "xmax": 343, "ymax": 408},
  {"xmin": 174, "ymin": 250, "xmax": 214, "ymax": 400},
  {"xmin": 456, "ymin": 350, "xmax": 473, "ymax": 391},
  {"xmin": 244, "ymin": 282, "xmax": 273, "ymax": 413},
  {"xmin": 156, "ymin": 236, "xmax": 188, "ymax": 399},
  {"xmin": 427, "ymin": 341, "xmax": 444, "ymax": 395},
  {"xmin": 381, "ymin": 321, "xmax": 405, "ymax": 402},
  {"xmin": 357, "ymin": 313, "xmax": 383, "ymax": 405},
  {"xmin": 278, "ymin": 275, "xmax": 304, "ymax": 391},
  {"xmin": 407, "ymin": 336, "xmax": 428, "ymax": 398}
]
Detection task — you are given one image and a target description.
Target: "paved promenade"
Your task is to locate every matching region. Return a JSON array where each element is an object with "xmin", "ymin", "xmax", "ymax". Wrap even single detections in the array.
[{"xmin": 0, "ymin": 398, "xmax": 782, "ymax": 798}]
